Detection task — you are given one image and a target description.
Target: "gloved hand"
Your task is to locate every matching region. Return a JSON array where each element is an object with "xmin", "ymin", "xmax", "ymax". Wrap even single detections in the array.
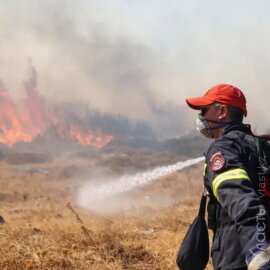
[{"xmin": 246, "ymin": 244, "xmax": 270, "ymax": 270}]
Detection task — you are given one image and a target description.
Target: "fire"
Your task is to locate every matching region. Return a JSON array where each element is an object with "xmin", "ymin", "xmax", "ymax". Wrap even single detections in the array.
[
  {"xmin": 0, "ymin": 69, "xmax": 113, "ymax": 148},
  {"xmin": 0, "ymin": 88, "xmax": 33, "ymax": 145},
  {"xmin": 69, "ymin": 124, "xmax": 113, "ymax": 148}
]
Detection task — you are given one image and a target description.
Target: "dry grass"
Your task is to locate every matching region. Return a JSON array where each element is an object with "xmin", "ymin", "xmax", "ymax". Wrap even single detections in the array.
[{"xmin": 0, "ymin": 155, "xmax": 213, "ymax": 270}]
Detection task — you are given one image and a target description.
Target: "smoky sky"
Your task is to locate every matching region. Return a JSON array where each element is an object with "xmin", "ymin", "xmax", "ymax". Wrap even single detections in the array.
[
  {"xmin": 0, "ymin": 0, "xmax": 270, "ymax": 134},
  {"xmin": 0, "ymin": 0, "xmax": 168, "ymax": 123}
]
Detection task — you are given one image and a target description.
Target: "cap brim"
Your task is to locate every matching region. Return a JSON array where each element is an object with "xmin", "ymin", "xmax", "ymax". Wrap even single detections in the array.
[{"xmin": 186, "ymin": 96, "xmax": 214, "ymax": 110}]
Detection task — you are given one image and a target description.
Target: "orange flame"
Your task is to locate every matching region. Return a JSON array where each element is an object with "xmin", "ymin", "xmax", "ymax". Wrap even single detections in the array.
[{"xmin": 0, "ymin": 76, "xmax": 113, "ymax": 148}]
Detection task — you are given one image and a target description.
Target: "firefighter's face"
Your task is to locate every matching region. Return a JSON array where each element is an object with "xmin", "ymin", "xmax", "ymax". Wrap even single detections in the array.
[{"xmin": 201, "ymin": 104, "xmax": 230, "ymax": 138}]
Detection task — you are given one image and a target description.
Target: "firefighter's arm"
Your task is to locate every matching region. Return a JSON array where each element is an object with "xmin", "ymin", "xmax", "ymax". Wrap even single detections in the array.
[{"xmin": 206, "ymin": 143, "xmax": 269, "ymax": 260}]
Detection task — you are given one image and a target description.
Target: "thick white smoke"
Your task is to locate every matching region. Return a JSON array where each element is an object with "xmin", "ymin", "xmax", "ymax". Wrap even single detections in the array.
[{"xmin": 78, "ymin": 156, "xmax": 204, "ymax": 212}]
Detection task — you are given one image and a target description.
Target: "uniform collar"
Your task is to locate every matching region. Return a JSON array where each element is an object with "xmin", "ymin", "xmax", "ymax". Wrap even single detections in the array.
[{"xmin": 222, "ymin": 123, "xmax": 252, "ymax": 136}]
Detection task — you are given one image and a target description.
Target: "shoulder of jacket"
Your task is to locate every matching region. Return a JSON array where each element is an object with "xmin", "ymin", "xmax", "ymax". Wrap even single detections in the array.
[{"xmin": 206, "ymin": 130, "xmax": 246, "ymax": 158}]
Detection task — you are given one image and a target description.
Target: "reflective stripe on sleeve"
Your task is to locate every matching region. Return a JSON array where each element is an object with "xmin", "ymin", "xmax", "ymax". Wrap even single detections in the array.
[
  {"xmin": 203, "ymin": 163, "xmax": 207, "ymax": 176},
  {"xmin": 212, "ymin": 168, "xmax": 250, "ymax": 201}
]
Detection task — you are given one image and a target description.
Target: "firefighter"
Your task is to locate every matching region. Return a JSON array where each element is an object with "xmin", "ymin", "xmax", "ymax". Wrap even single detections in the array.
[{"xmin": 186, "ymin": 84, "xmax": 270, "ymax": 270}]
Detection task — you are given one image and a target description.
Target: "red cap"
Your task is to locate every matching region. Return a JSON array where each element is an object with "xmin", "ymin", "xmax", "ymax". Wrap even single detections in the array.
[{"xmin": 186, "ymin": 83, "xmax": 247, "ymax": 116}]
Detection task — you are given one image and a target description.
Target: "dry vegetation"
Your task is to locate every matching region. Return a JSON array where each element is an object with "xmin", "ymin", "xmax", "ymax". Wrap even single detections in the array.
[{"xmin": 0, "ymin": 151, "xmax": 213, "ymax": 270}]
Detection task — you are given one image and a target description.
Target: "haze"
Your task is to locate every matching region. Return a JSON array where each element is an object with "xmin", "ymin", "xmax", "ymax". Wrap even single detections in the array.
[{"xmin": 0, "ymin": 0, "xmax": 269, "ymax": 134}]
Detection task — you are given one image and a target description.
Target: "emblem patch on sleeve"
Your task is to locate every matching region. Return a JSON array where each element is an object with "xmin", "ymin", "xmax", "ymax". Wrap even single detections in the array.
[{"xmin": 210, "ymin": 151, "xmax": 226, "ymax": 171}]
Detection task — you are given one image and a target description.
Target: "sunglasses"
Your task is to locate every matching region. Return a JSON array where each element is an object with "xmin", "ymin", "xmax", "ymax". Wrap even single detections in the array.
[{"xmin": 200, "ymin": 103, "xmax": 220, "ymax": 116}]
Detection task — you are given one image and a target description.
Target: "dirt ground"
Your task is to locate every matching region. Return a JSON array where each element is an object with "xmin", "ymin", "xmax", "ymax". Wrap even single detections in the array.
[{"xmin": 0, "ymin": 154, "xmax": 213, "ymax": 270}]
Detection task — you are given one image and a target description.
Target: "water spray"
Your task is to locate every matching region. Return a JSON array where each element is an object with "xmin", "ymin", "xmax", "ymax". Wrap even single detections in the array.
[{"xmin": 78, "ymin": 156, "xmax": 204, "ymax": 210}]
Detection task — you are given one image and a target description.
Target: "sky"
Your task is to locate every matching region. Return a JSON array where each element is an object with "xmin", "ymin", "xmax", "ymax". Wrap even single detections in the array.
[{"xmin": 0, "ymin": 0, "xmax": 270, "ymax": 134}]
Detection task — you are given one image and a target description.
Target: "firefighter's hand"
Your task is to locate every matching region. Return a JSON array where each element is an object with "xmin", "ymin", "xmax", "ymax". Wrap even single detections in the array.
[{"xmin": 247, "ymin": 244, "xmax": 270, "ymax": 270}]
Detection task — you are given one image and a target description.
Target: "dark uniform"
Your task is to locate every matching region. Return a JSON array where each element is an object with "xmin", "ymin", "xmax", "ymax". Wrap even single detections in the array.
[{"xmin": 204, "ymin": 123, "xmax": 270, "ymax": 270}]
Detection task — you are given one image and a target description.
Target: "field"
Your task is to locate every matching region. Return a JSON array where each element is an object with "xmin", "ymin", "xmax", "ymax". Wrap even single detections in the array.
[{"xmin": 0, "ymin": 150, "xmax": 213, "ymax": 270}]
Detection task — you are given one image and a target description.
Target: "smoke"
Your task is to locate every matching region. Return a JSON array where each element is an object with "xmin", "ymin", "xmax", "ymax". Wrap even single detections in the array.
[
  {"xmin": 0, "ymin": 0, "xmax": 270, "ymax": 135},
  {"xmin": 0, "ymin": 1, "xmax": 160, "ymax": 120},
  {"xmin": 0, "ymin": 0, "xmax": 194, "ymax": 137},
  {"xmin": 77, "ymin": 156, "xmax": 204, "ymax": 213}
]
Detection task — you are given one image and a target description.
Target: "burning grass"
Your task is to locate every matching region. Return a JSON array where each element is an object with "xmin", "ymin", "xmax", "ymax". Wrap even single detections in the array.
[{"xmin": 0, "ymin": 154, "xmax": 213, "ymax": 270}]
